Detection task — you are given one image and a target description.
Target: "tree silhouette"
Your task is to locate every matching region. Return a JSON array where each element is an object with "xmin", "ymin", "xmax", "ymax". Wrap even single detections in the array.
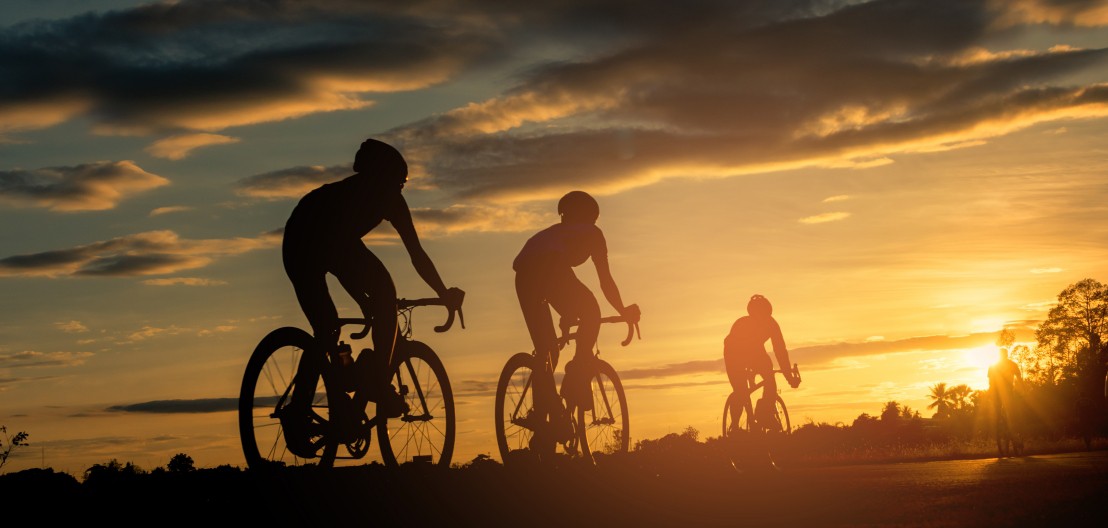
[
  {"xmin": 948, "ymin": 384, "xmax": 973, "ymax": 413},
  {"xmin": 1033, "ymin": 278, "xmax": 1108, "ymax": 387},
  {"xmin": 167, "ymin": 453, "xmax": 195, "ymax": 473},
  {"xmin": 83, "ymin": 459, "xmax": 146, "ymax": 485},
  {"xmin": 880, "ymin": 401, "xmax": 902, "ymax": 423},
  {"xmin": 928, "ymin": 383, "xmax": 955, "ymax": 419},
  {"xmin": 0, "ymin": 426, "xmax": 29, "ymax": 472}
]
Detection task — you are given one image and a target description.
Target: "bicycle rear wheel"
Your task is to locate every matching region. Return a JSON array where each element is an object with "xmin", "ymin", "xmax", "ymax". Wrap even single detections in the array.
[
  {"xmin": 577, "ymin": 359, "xmax": 629, "ymax": 462},
  {"xmin": 239, "ymin": 327, "xmax": 338, "ymax": 470},
  {"xmin": 723, "ymin": 391, "xmax": 768, "ymax": 471},
  {"xmin": 495, "ymin": 353, "xmax": 543, "ymax": 464},
  {"xmin": 377, "ymin": 340, "xmax": 455, "ymax": 467}
]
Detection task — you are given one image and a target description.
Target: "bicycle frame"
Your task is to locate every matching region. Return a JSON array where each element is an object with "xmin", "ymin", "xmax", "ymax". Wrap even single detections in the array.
[
  {"xmin": 738, "ymin": 365, "xmax": 800, "ymax": 399},
  {"xmin": 498, "ymin": 312, "xmax": 638, "ymax": 460},
  {"xmin": 240, "ymin": 292, "xmax": 463, "ymax": 470},
  {"xmin": 331, "ymin": 297, "xmax": 461, "ymax": 410}
]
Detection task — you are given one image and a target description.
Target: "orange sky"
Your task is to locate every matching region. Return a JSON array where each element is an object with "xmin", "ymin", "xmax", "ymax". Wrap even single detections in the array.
[{"xmin": 1, "ymin": 0, "xmax": 1107, "ymax": 474}]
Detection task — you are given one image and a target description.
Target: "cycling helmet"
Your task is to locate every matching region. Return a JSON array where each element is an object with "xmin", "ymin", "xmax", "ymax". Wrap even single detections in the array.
[
  {"xmin": 353, "ymin": 138, "xmax": 408, "ymax": 182},
  {"xmin": 557, "ymin": 190, "xmax": 600, "ymax": 224},
  {"xmin": 747, "ymin": 294, "xmax": 772, "ymax": 317}
]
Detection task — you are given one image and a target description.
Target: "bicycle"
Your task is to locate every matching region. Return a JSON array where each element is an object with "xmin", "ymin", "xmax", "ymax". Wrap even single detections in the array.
[
  {"xmin": 239, "ymin": 295, "xmax": 463, "ymax": 470},
  {"xmin": 722, "ymin": 364, "xmax": 800, "ymax": 472},
  {"xmin": 494, "ymin": 309, "xmax": 640, "ymax": 465}
]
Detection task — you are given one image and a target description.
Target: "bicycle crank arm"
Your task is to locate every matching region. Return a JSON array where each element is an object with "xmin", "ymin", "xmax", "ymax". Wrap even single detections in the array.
[{"xmin": 401, "ymin": 413, "xmax": 433, "ymax": 423}]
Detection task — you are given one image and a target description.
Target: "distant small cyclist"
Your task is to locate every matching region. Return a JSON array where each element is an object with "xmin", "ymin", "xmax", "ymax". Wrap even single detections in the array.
[
  {"xmin": 724, "ymin": 294, "xmax": 800, "ymax": 429},
  {"xmin": 988, "ymin": 347, "xmax": 1023, "ymax": 456}
]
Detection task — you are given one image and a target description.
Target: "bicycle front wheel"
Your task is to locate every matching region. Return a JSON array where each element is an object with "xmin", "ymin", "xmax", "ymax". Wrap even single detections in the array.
[
  {"xmin": 239, "ymin": 327, "xmax": 337, "ymax": 470},
  {"xmin": 577, "ymin": 360, "xmax": 629, "ymax": 462},
  {"xmin": 377, "ymin": 340, "xmax": 455, "ymax": 467}
]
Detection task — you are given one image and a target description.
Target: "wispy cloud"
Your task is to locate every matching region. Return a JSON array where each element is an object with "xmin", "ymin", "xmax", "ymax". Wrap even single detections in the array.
[
  {"xmin": 234, "ymin": 165, "xmax": 350, "ymax": 200},
  {"xmin": 0, "ymin": 161, "xmax": 168, "ymax": 212},
  {"xmin": 799, "ymin": 212, "xmax": 851, "ymax": 224},
  {"xmin": 144, "ymin": 133, "xmax": 239, "ymax": 160},
  {"xmin": 141, "ymin": 277, "xmax": 227, "ymax": 286},
  {"xmin": 149, "ymin": 206, "xmax": 193, "ymax": 217},
  {"xmin": 55, "ymin": 321, "xmax": 89, "ymax": 333},
  {"xmin": 0, "ymin": 350, "xmax": 93, "ymax": 368},
  {"xmin": 109, "ymin": 398, "xmax": 239, "ymax": 414},
  {"xmin": 0, "ymin": 229, "xmax": 280, "ymax": 278}
]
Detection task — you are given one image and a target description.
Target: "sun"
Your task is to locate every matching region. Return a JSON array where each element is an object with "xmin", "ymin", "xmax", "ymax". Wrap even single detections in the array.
[{"xmin": 963, "ymin": 344, "xmax": 998, "ymax": 383}]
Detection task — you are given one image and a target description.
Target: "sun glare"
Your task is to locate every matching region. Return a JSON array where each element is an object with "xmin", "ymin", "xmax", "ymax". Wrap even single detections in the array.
[{"xmin": 963, "ymin": 344, "xmax": 997, "ymax": 383}]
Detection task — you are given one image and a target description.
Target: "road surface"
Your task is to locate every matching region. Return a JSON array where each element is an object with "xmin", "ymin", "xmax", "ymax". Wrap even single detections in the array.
[{"xmin": 277, "ymin": 451, "xmax": 1108, "ymax": 527}]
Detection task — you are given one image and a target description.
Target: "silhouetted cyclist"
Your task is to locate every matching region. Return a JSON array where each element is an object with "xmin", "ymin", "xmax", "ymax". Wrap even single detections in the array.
[
  {"xmin": 513, "ymin": 191, "xmax": 639, "ymax": 442},
  {"xmin": 282, "ymin": 138, "xmax": 462, "ymax": 457},
  {"xmin": 724, "ymin": 295, "xmax": 800, "ymax": 429},
  {"xmin": 988, "ymin": 347, "xmax": 1022, "ymax": 456}
]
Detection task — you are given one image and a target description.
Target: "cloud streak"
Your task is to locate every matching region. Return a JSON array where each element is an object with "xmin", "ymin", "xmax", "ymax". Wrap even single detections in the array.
[
  {"xmin": 381, "ymin": 0, "xmax": 1108, "ymax": 209},
  {"xmin": 234, "ymin": 165, "xmax": 350, "ymax": 200},
  {"xmin": 0, "ymin": 350, "xmax": 93, "ymax": 368},
  {"xmin": 0, "ymin": 229, "xmax": 280, "ymax": 278},
  {"xmin": 145, "ymin": 133, "xmax": 240, "ymax": 160},
  {"xmin": 0, "ymin": 161, "xmax": 168, "ymax": 212},
  {"xmin": 0, "ymin": 0, "xmax": 500, "ymax": 140}
]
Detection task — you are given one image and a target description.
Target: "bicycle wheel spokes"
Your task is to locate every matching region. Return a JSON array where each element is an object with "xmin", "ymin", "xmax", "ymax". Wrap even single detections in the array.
[
  {"xmin": 578, "ymin": 360, "xmax": 629, "ymax": 462},
  {"xmin": 239, "ymin": 327, "xmax": 336, "ymax": 469},
  {"xmin": 378, "ymin": 341, "xmax": 455, "ymax": 467},
  {"xmin": 495, "ymin": 353, "xmax": 542, "ymax": 463}
]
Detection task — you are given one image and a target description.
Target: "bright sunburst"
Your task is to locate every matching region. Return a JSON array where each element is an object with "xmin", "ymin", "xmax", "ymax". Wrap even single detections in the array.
[{"xmin": 962, "ymin": 344, "xmax": 997, "ymax": 384}]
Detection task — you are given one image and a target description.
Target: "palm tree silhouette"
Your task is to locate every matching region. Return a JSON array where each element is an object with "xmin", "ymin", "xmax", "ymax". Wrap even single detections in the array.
[{"xmin": 928, "ymin": 383, "xmax": 955, "ymax": 418}]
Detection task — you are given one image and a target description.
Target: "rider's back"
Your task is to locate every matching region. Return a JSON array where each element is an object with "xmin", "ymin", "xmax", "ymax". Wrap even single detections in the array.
[
  {"xmin": 513, "ymin": 222, "xmax": 606, "ymax": 273},
  {"xmin": 285, "ymin": 174, "xmax": 399, "ymax": 245},
  {"xmin": 724, "ymin": 315, "xmax": 782, "ymax": 358}
]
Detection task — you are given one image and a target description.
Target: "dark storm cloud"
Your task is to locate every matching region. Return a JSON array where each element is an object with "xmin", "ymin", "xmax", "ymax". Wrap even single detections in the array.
[
  {"xmin": 383, "ymin": 0, "xmax": 1108, "ymax": 203},
  {"xmin": 0, "ymin": 161, "xmax": 168, "ymax": 211},
  {"xmin": 0, "ymin": 0, "xmax": 501, "ymax": 136},
  {"xmin": 0, "ymin": 229, "xmax": 280, "ymax": 277}
]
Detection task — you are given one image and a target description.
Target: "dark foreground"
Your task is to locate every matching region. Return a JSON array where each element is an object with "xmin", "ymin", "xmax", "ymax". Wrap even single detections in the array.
[{"xmin": 5, "ymin": 451, "xmax": 1108, "ymax": 526}]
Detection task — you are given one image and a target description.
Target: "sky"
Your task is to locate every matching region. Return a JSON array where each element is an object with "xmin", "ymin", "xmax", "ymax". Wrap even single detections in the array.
[{"xmin": 2, "ymin": 0, "xmax": 1107, "ymax": 475}]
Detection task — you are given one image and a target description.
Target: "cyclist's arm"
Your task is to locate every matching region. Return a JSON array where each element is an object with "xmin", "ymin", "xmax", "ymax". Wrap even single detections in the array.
[
  {"xmin": 390, "ymin": 195, "xmax": 449, "ymax": 298},
  {"xmin": 592, "ymin": 251, "xmax": 632, "ymax": 317},
  {"xmin": 768, "ymin": 319, "xmax": 798, "ymax": 386}
]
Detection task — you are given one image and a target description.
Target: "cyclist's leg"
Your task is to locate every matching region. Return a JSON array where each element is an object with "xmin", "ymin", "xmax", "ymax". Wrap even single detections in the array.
[
  {"xmin": 750, "ymin": 355, "xmax": 777, "ymax": 427},
  {"xmin": 281, "ymin": 239, "xmax": 338, "ymax": 454},
  {"xmin": 514, "ymin": 270, "xmax": 560, "ymax": 420},
  {"xmin": 548, "ymin": 272, "xmax": 600, "ymax": 413},
  {"xmin": 283, "ymin": 239, "xmax": 339, "ymax": 395},
  {"xmin": 330, "ymin": 242, "xmax": 403, "ymax": 414}
]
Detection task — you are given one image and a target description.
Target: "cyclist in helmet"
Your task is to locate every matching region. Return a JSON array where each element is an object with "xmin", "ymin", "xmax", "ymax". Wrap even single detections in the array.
[
  {"xmin": 724, "ymin": 295, "xmax": 800, "ymax": 428},
  {"xmin": 282, "ymin": 138, "xmax": 463, "ymax": 456},
  {"xmin": 513, "ymin": 190, "xmax": 640, "ymax": 442}
]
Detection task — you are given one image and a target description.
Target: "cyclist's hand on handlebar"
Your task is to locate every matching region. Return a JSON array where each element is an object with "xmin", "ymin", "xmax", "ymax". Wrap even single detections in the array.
[
  {"xmin": 787, "ymin": 374, "xmax": 801, "ymax": 389},
  {"xmin": 621, "ymin": 303, "xmax": 641, "ymax": 324},
  {"xmin": 443, "ymin": 286, "xmax": 465, "ymax": 309}
]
